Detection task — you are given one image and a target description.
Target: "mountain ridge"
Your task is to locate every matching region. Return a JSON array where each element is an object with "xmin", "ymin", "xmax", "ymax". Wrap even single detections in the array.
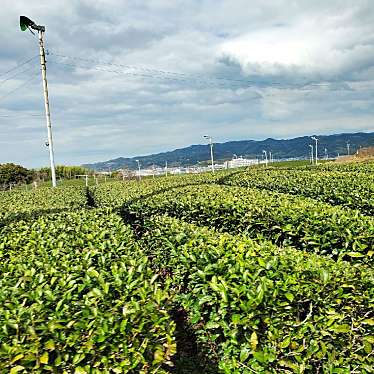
[{"xmin": 83, "ymin": 131, "xmax": 374, "ymax": 171}]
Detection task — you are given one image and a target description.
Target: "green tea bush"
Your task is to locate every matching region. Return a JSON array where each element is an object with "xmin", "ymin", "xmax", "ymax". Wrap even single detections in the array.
[
  {"xmin": 0, "ymin": 186, "xmax": 87, "ymax": 226},
  {"xmin": 221, "ymin": 169, "xmax": 374, "ymax": 215},
  {"xmin": 91, "ymin": 171, "xmax": 230, "ymax": 210},
  {"xmin": 127, "ymin": 184, "xmax": 374, "ymax": 263},
  {"xmin": 139, "ymin": 215, "xmax": 374, "ymax": 373},
  {"xmin": 0, "ymin": 210, "xmax": 175, "ymax": 373}
]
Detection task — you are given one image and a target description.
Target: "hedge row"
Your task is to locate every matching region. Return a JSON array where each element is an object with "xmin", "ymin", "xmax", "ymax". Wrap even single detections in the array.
[
  {"xmin": 91, "ymin": 171, "xmax": 229, "ymax": 210},
  {"xmin": 221, "ymin": 169, "xmax": 374, "ymax": 215},
  {"xmin": 138, "ymin": 215, "xmax": 374, "ymax": 373},
  {"xmin": 127, "ymin": 184, "xmax": 374, "ymax": 263},
  {"xmin": 0, "ymin": 210, "xmax": 175, "ymax": 373},
  {"xmin": 0, "ymin": 186, "xmax": 87, "ymax": 226}
]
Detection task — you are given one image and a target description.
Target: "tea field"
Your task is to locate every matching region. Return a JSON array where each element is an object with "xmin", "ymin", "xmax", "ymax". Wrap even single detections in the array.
[{"xmin": 0, "ymin": 162, "xmax": 373, "ymax": 373}]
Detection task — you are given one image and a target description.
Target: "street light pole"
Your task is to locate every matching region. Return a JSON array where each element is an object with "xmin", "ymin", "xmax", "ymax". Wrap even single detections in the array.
[
  {"xmin": 20, "ymin": 16, "xmax": 57, "ymax": 187},
  {"xmin": 311, "ymin": 136, "xmax": 318, "ymax": 165},
  {"xmin": 203, "ymin": 135, "xmax": 214, "ymax": 173},
  {"xmin": 39, "ymin": 30, "xmax": 57, "ymax": 187},
  {"xmin": 262, "ymin": 150, "xmax": 268, "ymax": 167},
  {"xmin": 309, "ymin": 144, "xmax": 314, "ymax": 164},
  {"xmin": 136, "ymin": 160, "xmax": 141, "ymax": 181}
]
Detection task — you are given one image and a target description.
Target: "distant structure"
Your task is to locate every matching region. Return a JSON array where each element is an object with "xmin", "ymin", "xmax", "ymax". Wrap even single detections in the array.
[
  {"xmin": 356, "ymin": 146, "xmax": 374, "ymax": 158},
  {"xmin": 225, "ymin": 156, "xmax": 258, "ymax": 169}
]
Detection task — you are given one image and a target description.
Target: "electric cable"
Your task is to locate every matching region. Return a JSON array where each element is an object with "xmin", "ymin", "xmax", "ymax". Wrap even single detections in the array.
[
  {"xmin": 49, "ymin": 51, "xmax": 339, "ymax": 90},
  {"xmin": 0, "ymin": 65, "xmax": 37, "ymax": 87},
  {"xmin": 0, "ymin": 73, "xmax": 39, "ymax": 102},
  {"xmin": 0, "ymin": 55, "xmax": 38, "ymax": 78}
]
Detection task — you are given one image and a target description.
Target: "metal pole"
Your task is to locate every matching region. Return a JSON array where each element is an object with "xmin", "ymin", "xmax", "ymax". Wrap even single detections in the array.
[
  {"xmin": 38, "ymin": 30, "xmax": 57, "ymax": 187},
  {"xmin": 203, "ymin": 135, "xmax": 214, "ymax": 173},
  {"xmin": 136, "ymin": 160, "xmax": 141, "ymax": 181},
  {"xmin": 315, "ymin": 139, "xmax": 318, "ymax": 165},
  {"xmin": 208, "ymin": 137, "xmax": 215, "ymax": 173},
  {"xmin": 347, "ymin": 142, "xmax": 350, "ymax": 155},
  {"xmin": 165, "ymin": 161, "xmax": 168, "ymax": 176},
  {"xmin": 263, "ymin": 150, "xmax": 268, "ymax": 167},
  {"xmin": 309, "ymin": 145, "xmax": 314, "ymax": 164}
]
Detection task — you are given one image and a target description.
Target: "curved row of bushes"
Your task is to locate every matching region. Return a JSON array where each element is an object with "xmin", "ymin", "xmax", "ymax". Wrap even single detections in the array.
[
  {"xmin": 137, "ymin": 215, "xmax": 374, "ymax": 373},
  {"xmin": 0, "ymin": 186, "xmax": 87, "ymax": 226},
  {"xmin": 221, "ymin": 169, "xmax": 374, "ymax": 215},
  {"xmin": 127, "ymin": 184, "xmax": 374, "ymax": 263},
  {"xmin": 0, "ymin": 210, "xmax": 175, "ymax": 373}
]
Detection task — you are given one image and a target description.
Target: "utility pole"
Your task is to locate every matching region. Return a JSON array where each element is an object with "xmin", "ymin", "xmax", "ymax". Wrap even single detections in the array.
[
  {"xmin": 20, "ymin": 16, "xmax": 57, "ymax": 187},
  {"xmin": 309, "ymin": 144, "xmax": 314, "ymax": 164},
  {"xmin": 203, "ymin": 135, "xmax": 215, "ymax": 173},
  {"xmin": 347, "ymin": 141, "xmax": 350, "ymax": 156},
  {"xmin": 136, "ymin": 160, "xmax": 141, "ymax": 181},
  {"xmin": 262, "ymin": 150, "xmax": 268, "ymax": 167},
  {"xmin": 325, "ymin": 148, "xmax": 328, "ymax": 160},
  {"xmin": 165, "ymin": 161, "xmax": 168, "ymax": 176},
  {"xmin": 311, "ymin": 136, "xmax": 318, "ymax": 165}
]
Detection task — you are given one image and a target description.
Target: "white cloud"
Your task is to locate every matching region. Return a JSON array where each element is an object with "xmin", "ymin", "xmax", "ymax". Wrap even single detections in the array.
[
  {"xmin": 0, "ymin": 0, "xmax": 373, "ymax": 167},
  {"xmin": 220, "ymin": 9, "xmax": 374, "ymax": 80}
]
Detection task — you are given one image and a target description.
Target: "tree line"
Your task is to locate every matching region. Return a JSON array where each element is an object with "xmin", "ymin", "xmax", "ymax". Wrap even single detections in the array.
[{"xmin": 0, "ymin": 163, "xmax": 93, "ymax": 190}]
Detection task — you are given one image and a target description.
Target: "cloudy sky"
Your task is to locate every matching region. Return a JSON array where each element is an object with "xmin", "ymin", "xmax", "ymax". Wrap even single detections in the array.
[{"xmin": 1, "ymin": 0, "xmax": 374, "ymax": 167}]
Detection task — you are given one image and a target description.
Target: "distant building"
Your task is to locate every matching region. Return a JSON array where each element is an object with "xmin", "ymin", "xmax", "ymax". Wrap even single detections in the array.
[{"xmin": 225, "ymin": 157, "xmax": 259, "ymax": 169}]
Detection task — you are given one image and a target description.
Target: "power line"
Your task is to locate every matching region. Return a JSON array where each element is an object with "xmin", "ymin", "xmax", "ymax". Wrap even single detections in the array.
[
  {"xmin": 0, "ymin": 65, "xmax": 37, "ymax": 87},
  {"xmin": 0, "ymin": 113, "xmax": 43, "ymax": 118},
  {"xmin": 49, "ymin": 51, "xmax": 334, "ymax": 90},
  {"xmin": 49, "ymin": 60, "xmax": 239, "ymax": 90},
  {"xmin": 0, "ymin": 55, "xmax": 38, "ymax": 78},
  {"xmin": 0, "ymin": 73, "xmax": 39, "ymax": 102}
]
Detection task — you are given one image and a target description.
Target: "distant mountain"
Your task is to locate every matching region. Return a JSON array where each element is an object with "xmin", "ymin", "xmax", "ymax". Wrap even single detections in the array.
[{"xmin": 83, "ymin": 131, "xmax": 374, "ymax": 171}]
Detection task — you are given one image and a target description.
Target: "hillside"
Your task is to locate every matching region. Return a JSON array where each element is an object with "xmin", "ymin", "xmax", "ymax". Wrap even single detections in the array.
[{"xmin": 83, "ymin": 131, "xmax": 374, "ymax": 171}]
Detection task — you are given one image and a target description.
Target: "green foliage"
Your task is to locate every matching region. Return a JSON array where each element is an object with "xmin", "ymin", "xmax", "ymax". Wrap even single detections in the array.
[
  {"xmin": 127, "ymin": 184, "xmax": 374, "ymax": 263},
  {"xmin": 317, "ymin": 161, "xmax": 374, "ymax": 173},
  {"xmin": 138, "ymin": 215, "xmax": 374, "ymax": 373},
  {"xmin": 222, "ymin": 168, "xmax": 374, "ymax": 214},
  {"xmin": 36, "ymin": 165, "xmax": 93, "ymax": 179},
  {"xmin": 91, "ymin": 171, "xmax": 230, "ymax": 210},
  {"xmin": 0, "ymin": 163, "xmax": 33, "ymax": 189},
  {"xmin": 0, "ymin": 186, "xmax": 87, "ymax": 226},
  {"xmin": 1, "ymin": 163, "xmax": 373, "ymax": 372},
  {"xmin": 35, "ymin": 165, "xmax": 92, "ymax": 181},
  {"xmin": 0, "ymin": 210, "xmax": 175, "ymax": 372}
]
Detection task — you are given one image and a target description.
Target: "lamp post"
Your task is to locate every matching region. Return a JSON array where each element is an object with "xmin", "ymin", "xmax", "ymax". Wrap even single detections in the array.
[
  {"xmin": 20, "ymin": 16, "xmax": 57, "ymax": 187},
  {"xmin": 311, "ymin": 136, "xmax": 318, "ymax": 165},
  {"xmin": 309, "ymin": 144, "xmax": 314, "ymax": 164},
  {"xmin": 262, "ymin": 150, "xmax": 268, "ymax": 167},
  {"xmin": 203, "ymin": 135, "xmax": 215, "ymax": 173},
  {"xmin": 136, "ymin": 159, "xmax": 141, "ymax": 181}
]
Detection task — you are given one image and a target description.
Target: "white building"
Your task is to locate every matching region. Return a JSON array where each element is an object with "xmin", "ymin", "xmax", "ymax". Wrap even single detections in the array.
[{"xmin": 225, "ymin": 157, "xmax": 258, "ymax": 169}]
